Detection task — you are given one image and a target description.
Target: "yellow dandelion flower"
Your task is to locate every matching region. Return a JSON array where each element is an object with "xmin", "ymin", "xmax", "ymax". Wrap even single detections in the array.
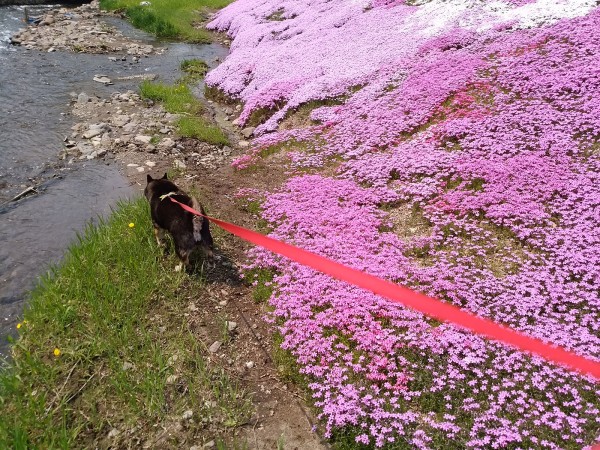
[
  {"xmin": 16, "ymin": 323, "xmax": 22, "ymax": 329},
  {"xmin": 128, "ymin": 222, "xmax": 135, "ymax": 228},
  {"xmin": 53, "ymin": 348, "xmax": 61, "ymax": 357}
]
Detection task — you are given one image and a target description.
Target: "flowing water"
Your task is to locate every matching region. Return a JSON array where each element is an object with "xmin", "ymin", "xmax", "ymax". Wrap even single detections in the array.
[{"xmin": 0, "ymin": 4, "xmax": 228, "ymax": 359}]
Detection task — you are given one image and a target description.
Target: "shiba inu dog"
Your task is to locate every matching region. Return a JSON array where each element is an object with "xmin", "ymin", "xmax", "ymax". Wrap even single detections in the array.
[{"xmin": 144, "ymin": 173, "xmax": 213, "ymax": 271}]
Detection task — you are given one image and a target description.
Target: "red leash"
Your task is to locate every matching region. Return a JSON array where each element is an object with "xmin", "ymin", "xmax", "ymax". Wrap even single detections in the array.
[{"xmin": 171, "ymin": 197, "xmax": 600, "ymax": 381}]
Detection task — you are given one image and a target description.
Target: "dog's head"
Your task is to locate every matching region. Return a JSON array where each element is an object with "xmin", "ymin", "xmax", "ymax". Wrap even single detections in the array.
[{"xmin": 144, "ymin": 173, "xmax": 169, "ymax": 201}]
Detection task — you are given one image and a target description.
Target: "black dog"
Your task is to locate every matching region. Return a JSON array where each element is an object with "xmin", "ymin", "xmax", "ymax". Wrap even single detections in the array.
[{"xmin": 144, "ymin": 173, "xmax": 213, "ymax": 271}]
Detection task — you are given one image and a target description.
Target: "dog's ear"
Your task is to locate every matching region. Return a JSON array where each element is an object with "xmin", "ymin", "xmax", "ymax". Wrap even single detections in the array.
[
  {"xmin": 162, "ymin": 173, "xmax": 168, "ymax": 180},
  {"xmin": 146, "ymin": 174, "xmax": 153, "ymax": 183}
]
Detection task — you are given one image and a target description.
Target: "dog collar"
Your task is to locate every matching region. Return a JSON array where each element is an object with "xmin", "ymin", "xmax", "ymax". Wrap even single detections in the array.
[{"xmin": 159, "ymin": 191, "xmax": 178, "ymax": 201}]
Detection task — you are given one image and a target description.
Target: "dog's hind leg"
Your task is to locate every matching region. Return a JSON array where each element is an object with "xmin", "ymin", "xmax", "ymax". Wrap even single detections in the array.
[
  {"xmin": 175, "ymin": 247, "xmax": 192, "ymax": 273},
  {"xmin": 153, "ymin": 225, "xmax": 167, "ymax": 248},
  {"xmin": 191, "ymin": 197, "xmax": 214, "ymax": 260},
  {"xmin": 191, "ymin": 197, "xmax": 204, "ymax": 242}
]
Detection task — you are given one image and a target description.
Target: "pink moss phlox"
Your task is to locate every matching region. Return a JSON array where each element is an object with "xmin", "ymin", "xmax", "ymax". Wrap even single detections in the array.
[{"xmin": 209, "ymin": 0, "xmax": 600, "ymax": 446}]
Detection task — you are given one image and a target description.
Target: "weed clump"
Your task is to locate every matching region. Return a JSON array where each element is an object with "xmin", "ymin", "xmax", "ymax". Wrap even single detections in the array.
[{"xmin": 139, "ymin": 81, "xmax": 228, "ymax": 146}]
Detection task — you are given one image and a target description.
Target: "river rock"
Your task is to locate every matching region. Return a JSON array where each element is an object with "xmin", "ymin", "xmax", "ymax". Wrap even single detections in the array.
[
  {"xmin": 77, "ymin": 93, "xmax": 90, "ymax": 104},
  {"xmin": 116, "ymin": 74, "xmax": 157, "ymax": 81},
  {"xmin": 134, "ymin": 135, "xmax": 152, "ymax": 144},
  {"xmin": 158, "ymin": 137, "xmax": 175, "ymax": 150},
  {"xmin": 83, "ymin": 128, "xmax": 103, "ymax": 139},
  {"xmin": 77, "ymin": 142, "xmax": 95, "ymax": 155},
  {"xmin": 93, "ymin": 75, "xmax": 112, "ymax": 85},
  {"xmin": 40, "ymin": 15, "xmax": 55, "ymax": 26},
  {"xmin": 112, "ymin": 115, "xmax": 131, "ymax": 127},
  {"xmin": 101, "ymin": 132, "xmax": 111, "ymax": 146},
  {"xmin": 122, "ymin": 122, "xmax": 137, "ymax": 133},
  {"xmin": 208, "ymin": 341, "xmax": 222, "ymax": 353},
  {"xmin": 241, "ymin": 127, "xmax": 255, "ymax": 138}
]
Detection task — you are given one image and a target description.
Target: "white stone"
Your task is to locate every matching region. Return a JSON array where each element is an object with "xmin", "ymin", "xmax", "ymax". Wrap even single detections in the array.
[
  {"xmin": 83, "ymin": 128, "xmax": 103, "ymax": 139},
  {"xmin": 173, "ymin": 159, "xmax": 186, "ymax": 170},
  {"xmin": 93, "ymin": 75, "xmax": 112, "ymax": 85},
  {"xmin": 241, "ymin": 127, "xmax": 255, "ymax": 138},
  {"xmin": 208, "ymin": 341, "xmax": 222, "ymax": 353},
  {"xmin": 158, "ymin": 137, "xmax": 175, "ymax": 149},
  {"xmin": 134, "ymin": 135, "xmax": 152, "ymax": 144},
  {"xmin": 77, "ymin": 142, "xmax": 95, "ymax": 155},
  {"xmin": 112, "ymin": 115, "xmax": 131, "ymax": 127}
]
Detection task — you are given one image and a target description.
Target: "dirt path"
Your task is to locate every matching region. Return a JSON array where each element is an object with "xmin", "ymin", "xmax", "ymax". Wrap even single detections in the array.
[{"xmin": 117, "ymin": 97, "xmax": 327, "ymax": 449}]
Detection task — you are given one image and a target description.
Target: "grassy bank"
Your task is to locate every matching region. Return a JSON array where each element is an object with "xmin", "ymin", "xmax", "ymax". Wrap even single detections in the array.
[
  {"xmin": 140, "ymin": 76, "xmax": 229, "ymax": 146},
  {"xmin": 99, "ymin": 0, "xmax": 232, "ymax": 43},
  {"xmin": 0, "ymin": 198, "xmax": 250, "ymax": 448}
]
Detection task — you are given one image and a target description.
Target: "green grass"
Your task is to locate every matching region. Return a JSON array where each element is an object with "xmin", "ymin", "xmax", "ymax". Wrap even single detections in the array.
[
  {"xmin": 177, "ymin": 116, "xmax": 229, "ymax": 145},
  {"xmin": 244, "ymin": 268, "xmax": 275, "ymax": 304},
  {"xmin": 0, "ymin": 198, "xmax": 251, "ymax": 448},
  {"xmin": 140, "ymin": 80, "xmax": 202, "ymax": 115},
  {"xmin": 180, "ymin": 58, "xmax": 210, "ymax": 84},
  {"xmin": 140, "ymin": 81, "xmax": 229, "ymax": 146},
  {"xmin": 99, "ymin": 0, "xmax": 233, "ymax": 43}
]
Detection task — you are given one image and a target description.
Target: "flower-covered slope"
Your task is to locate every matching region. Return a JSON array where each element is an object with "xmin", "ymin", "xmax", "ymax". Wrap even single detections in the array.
[{"xmin": 207, "ymin": 0, "xmax": 600, "ymax": 447}]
